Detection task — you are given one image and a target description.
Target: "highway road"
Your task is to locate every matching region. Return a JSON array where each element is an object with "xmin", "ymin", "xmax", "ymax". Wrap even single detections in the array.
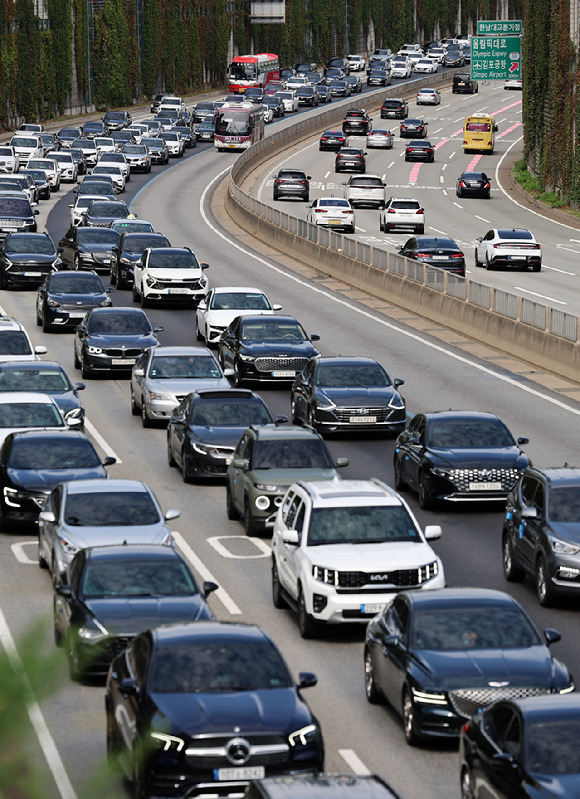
[{"xmin": 0, "ymin": 75, "xmax": 579, "ymax": 799}]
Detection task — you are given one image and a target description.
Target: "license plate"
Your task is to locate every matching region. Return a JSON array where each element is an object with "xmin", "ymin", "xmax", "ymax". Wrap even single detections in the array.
[
  {"xmin": 23, "ymin": 271, "xmax": 42, "ymax": 276},
  {"xmin": 68, "ymin": 311, "xmax": 87, "ymax": 318},
  {"xmin": 361, "ymin": 603, "xmax": 385, "ymax": 614},
  {"xmin": 228, "ymin": 144, "xmax": 237, "ymax": 149},
  {"xmin": 167, "ymin": 288, "xmax": 190, "ymax": 294},
  {"xmin": 469, "ymin": 481, "xmax": 502, "ymax": 491},
  {"xmin": 432, "ymin": 256, "xmax": 449, "ymax": 261},
  {"xmin": 272, "ymin": 370, "xmax": 295, "ymax": 377},
  {"xmin": 327, "ymin": 219, "xmax": 342, "ymax": 224},
  {"xmin": 349, "ymin": 416, "xmax": 376, "ymax": 423},
  {"xmin": 509, "ymin": 255, "xmax": 526, "ymax": 261},
  {"xmin": 216, "ymin": 766, "xmax": 265, "ymax": 781},
  {"xmin": 111, "ymin": 358, "xmax": 136, "ymax": 366}
]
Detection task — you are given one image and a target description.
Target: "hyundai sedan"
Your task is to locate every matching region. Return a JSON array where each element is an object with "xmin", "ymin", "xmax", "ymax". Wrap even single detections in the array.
[
  {"xmin": 397, "ymin": 236, "xmax": 466, "ymax": 277},
  {"xmin": 475, "ymin": 228, "xmax": 542, "ymax": 271},
  {"xmin": 307, "ymin": 197, "xmax": 356, "ymax": 233}
]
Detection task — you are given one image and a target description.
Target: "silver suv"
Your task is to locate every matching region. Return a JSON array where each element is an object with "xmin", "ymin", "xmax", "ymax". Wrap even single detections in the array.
[
  {"xmin": 342, "ymin": 174, "xmax": 386, "ymax": 209},
  {"xmin": 380, "ymin": 197, "xmax": 425, "ymax": 234}
]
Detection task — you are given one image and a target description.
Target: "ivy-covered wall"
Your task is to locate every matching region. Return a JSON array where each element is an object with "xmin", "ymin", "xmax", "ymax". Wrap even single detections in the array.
[{"xmin": 0, "ymin": 0, "xmax": 524, "ymax": 126}]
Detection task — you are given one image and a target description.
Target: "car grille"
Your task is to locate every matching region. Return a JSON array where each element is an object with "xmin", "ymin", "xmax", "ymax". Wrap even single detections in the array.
[
  {"xmin": 446, "ymin": 468, "xmax": 521, "ymax": 492},
  {"xmin": 449, "ymin": 686, "xmax": 550, "ymax": 718},
  {"xmin": 29, "ymin": 491, "xmax": 50, "ymax": 508},
  {"xmin": 103, "ymin": 348, "xmax": 143, "ymax": 357},
  {"xmin": 0, "ymin": 219, "xmax": 27, "ymax": 228},
  {"xmin": 336, "ymin": 564, "xmax": 437, "ymax": 591},
  {"xmin": 255, "ymin": 357, "xmax": 309, "ymax": 373},
  {"xmin": 154, "ymin": 279, "xmax": 203, "ymax": 289},
  {"xmin": 185, "ymin": 735, "xmax": 288, "ymax": 769},
  {"xmin": 334, "ymin": 406, "xmax": 394, "ymax": 422},
  {"xmin": 7, "ymin": 263, "xmax": 52, "ymax": 273}
]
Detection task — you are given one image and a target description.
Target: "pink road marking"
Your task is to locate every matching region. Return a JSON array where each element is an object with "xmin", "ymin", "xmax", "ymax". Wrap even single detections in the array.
[
  {"xmin": 498, "ymin": 121, "xmax": 521, "ymax": 137},
  {"xmin": 408, "ymin": 164, "xmax": 422, "ymax": 183},
  {"xmin": 434, "ymin": 138, "xmax": 449, "ymax": 150},
  {"xmin": 466, "ymin": 154, "xmax": 483, "ymax": 171},
  {"xmin": 491, "ymin": 99, "xmax": 522, "ymax": 115}
]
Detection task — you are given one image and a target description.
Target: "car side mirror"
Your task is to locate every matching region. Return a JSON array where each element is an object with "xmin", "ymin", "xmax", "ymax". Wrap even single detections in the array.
[
  {"xmin": 307, "ymin": 175, "xmax": 311, "ymax": 180},
  {"xmin": 120, "ymin": 677, "xmax": 140, "ymax": 696},
  {"xmin": 298, "ymin": 671, "xmax": 317, "ymax": 689},
  {"xmin": 282, "ymin": 529, "xmax": 299, "ymax": 545},
  {"xmin": 103, "ymin": 456, "xmax": 117, "ymax": 467},
  {"xmin": 476, "ymin": 237, "xmax": 483, "ymax": 243},
  {"xmin": 153, "ymin": 326, "xmax": 164, "ymax": 333},
  {"xmin": 393, "ymin": 378, "xmax": 404, "ymax": 388},
  {"xmin": 34, "ymin": 346, "xmax": 47, "ymax": 355},
  {"xmin": 336, "ymin": 457, "xmax": 349, "ymax": 468},
  {"xmin": 34, "ymin": 210, "xmax": 39, "ymax": 215},
  {"xmin": 202, "ymin": 580, "xmax": 219, "ymax": 598},
  {"xmin": 544, "ymin": 628, "xmax": 561, "ymax": 646},
  {"xmin": 57, "ymin": 246, "xmax": 64, "ymax": 253},
  {"xmin": 310, "ymin": 334, "xmax": 320, "ymax": 342},
  {"xmin": 517, "ymin": 437, "xmax": 529, "ymax": 445},
  {"xmin": 165, "ymin": 509, "xmax": 180, "ymax": 521},
  {"xmin": 521, "ymin": 506, "xmax": 537, "ymax": 519},
  {"xmin": 201, "ymin": 262, "xmax": 209, "ymax": 270},
  {"xmin": 408, "ymin": 435, "xmax": 420, "ymax": 445},
  {"xmin": 55, "ymin": 584, "xmax": 72, "ymax": 597},
  {"xmin": 424, "ymin": 525, "xmax": 442, "ymax": 540},
  {"xmin": 39, "ymin": 510, "xmax": 56, "ymax": 523},
  {"xmin": 66, "ymin": 416, "xmax": 83, "ymax": 429},
  {"xmin": 132, "ymin": 367, "xmax": 144, "ymax": 377},
  {"xmin": 232, "ymin": 457, "xmax": 247, "ymax": 469},
  {"xmin": 275, "ymin": 415, "xmax": 288, "ymax": 424},
  {"xmin": 197, "ymin": 300, "xmax": 207, "ymax": 310},
  {"xmin": 341, "ymin": 181, "xmax": 346, "ymax": 186}
]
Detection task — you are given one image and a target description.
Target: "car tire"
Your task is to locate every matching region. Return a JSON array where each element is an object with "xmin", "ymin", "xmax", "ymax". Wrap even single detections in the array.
[
  {"xmin": 42, "ymin": 316, "xmax": 54, "ymax": 334},
  {"xmin": 384, "ymin": 223, "xmax": 392, "ymax": 233},
  {"xmin": 502, "ymin": 532, "xmax": 525, "ymax": 582},
  {"xmin": 226, "ymin": 484, "xmax": 239, "ymax": 520},
  {"xmin": 297, "ymin": 587, "xmax": 317, "ymax": 639},
  {"xmin": 474, "ymin": 249, "xmax": 483, "ymax": 268},
  {"xmin": 53, "ymin": 605, "xmax": 62, "ymax": 647},
  {"xmin": 140, "ymin": 292, "xmax": 149, "ymax": 309},
  {"xmin": 403, "ymin": 688, "xmax": 421, "ymax": 746},
  {"xmin": 364, "ymin": 648, "xmax": 381, "ymax": 703},
  {"xmin": 379, "ymin": 217, "xmax": 384, "ymax": 232},
  {"xmin": 73, "ymin": 346, "xmax": 81, "ymax": 369},
  {"xmin": 272, "ymin": 561, "xmax": 287, "ymax": 609},
  {"xmin": 418, "ymin": 469, "xmax": 433, "ymax": 509},
  {"xmin": 393, "ymin": 456, "xmax": 408, "ymax": 491},
  {"xmin": 67, "ymin": 635, "xmax": 82, "ymax": 682},
  {"xmin": 167, "ymin": 437, "xmax": 176, "ymax": 467},
  {"xmin": 243, "ymin": 500, "xmax": 257, "ymax": 536},
  {"xmin": 233, "ymin": 361, "xmax": 244, "ymax": 387},
  {"xmin": 106, "ymin": 709, "xmax": 121, "ymax": 770},
  {"xmin": 131, "ymin": 753, "xmax": 146, "ymax": 799},
  {"xmin": 141, "ymin": 401, "xmax": 153, "ymax": 428},
  {"xmin": 195, "ymin": 320, "xmax": 204, "ymax": 341},
  {"xmin": 181, "ymin": 447, "xmax": 193, "ymax": 483},
  {"xmin": 536, "ymin": 554, "xmax": 557, "ymax": 607},
  {"xmin": 485, "ymin": 255, "xmax": 495, "ymax": 270},
  {"xmin": 109, "ymin": 265, "xmax": 117, "ymax": 286},
  {"xmin": 38, "ymin": 539, "xmax": 48, "ymax": 569},
  {"xmin": 532, "ymin": 263, "xmax": 542, "ymax": 272},
  {"xmin": 460, "ymin": 767, "xmax": 475, "ymax": 799},
  {"xmin": 36, "ymin": 304, "xmax": 42, "ymax": 326},
  {"xmin": 290, "ymin": 397, "xmax": 301, "ymax": 425},
  {"xmin": 130, "ymin": 387, "xmax": 140, "ymax": 416},
  {"xmin": 132, "ymin": 285, "xmax": 139, "ymax": 303},
  {"xmin": 81, "ymin": 357, "xmax": 93, "ymax": 380}
]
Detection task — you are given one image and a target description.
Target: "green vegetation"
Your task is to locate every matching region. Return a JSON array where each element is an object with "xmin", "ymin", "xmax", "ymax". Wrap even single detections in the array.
[{"xmin": 513, "ymin": 158, "xmax": 580, "ymax": 216}]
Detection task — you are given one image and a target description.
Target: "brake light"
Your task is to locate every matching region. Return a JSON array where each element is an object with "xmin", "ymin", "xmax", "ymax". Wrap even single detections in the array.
[
  {"xmin": 387, "ymin": 208, "xmax": 396, "ymax": 214},
  {"xmin": 484, "ymin": 182, "xmax": 490, "ymax": 188},
  {"xmin": 460, "ymin": 181, "xmax": 466, "ymax": 187},
  {"xmin": 450, "ymin": 253, "xmax": 464, "ymax": 259},
  {"xmin": 414, "ymin": 252, "xmax": 430, "ymax": 258},
  {"xmin": 315, "ymin": 208, "xmax": 327, "ymax": 213},
  {"xmin": 463, "ymin": 140, "xmax": 468, "ymax": 145},
  {"xmin": 342, "ymin": 210, "xmax": 351, "ymax": 214},
  {"xmin": 418, "ymin": 209, "xmax": 424, "ymax": 214}
]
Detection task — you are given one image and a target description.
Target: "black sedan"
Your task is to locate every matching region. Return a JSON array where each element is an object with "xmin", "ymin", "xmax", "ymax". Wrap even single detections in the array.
[
  {"xmin": 296, "ymin": 87, "xmax": 319, "ymax": 106},
  {"xmin": 316, "ymin": 85, "xmax": 333, "ymax": 103},
  {"xmin": 105, "ymin": 621, "xmax": 323, "ymax": 798},
  {"xmin": 0, "ymin": 361, "xmax": 85, "ymax": 428},
  {"xmin": 36, "ymin": 271, "xmax": 113, "ymax": 332},
  {"xmin": 335, "ymin": 147, "xmax": 366, "ymax": 173},
  {"xmin": 81, "ymin": 199, "xmax": 130, "ymax": 228},
  {"xmin": 400, "ymin": 118, "xmax": 428, "ymax": 138},
  {"xmin": 456, "ymin": 171, "xmax": 491, "ymax": 198},
  {"xmin": 397, "ymin": 236, "xmax": 466, "ymax": 277},
  {"xmin": 110, "ymin": 232, "xmax": 171, "ymax": 289},
  {"xmin": 404, "ymin": 140, "xmax": 434, "ymax": 162},
  {"xmin": 381, "ymin": 98, "xmax": 408, "ymax": 119},
  {"xmin": 167, "ymin": 388, "xmax": 275, "ymax": 480},
  {"xmin": 20, "ymin": 168, "xmax": 51, "ymax": 200},
  {"xmin": 328, "ymin": 80, "xmax": 351, "ymax": 97},
  {"xmin": 0, "ymin": 430, "xmax": 113, "ymax": 530},
  {"xmin": 291, "ymin": 356, "xmax": 405, "ymax": 435},
  {"xmin": 73, "ymin": 307, "xmax": 163, "ymax": 379},
  {"xmin": 195, "ymin": 118, "xmax": 216, "ymax": 141},
  {"xmin": 319, "ymin": 130, "xmax": 347, "ymax": 151},
  {"xmin": 218, "ymin": 315, "xmax": 320, "ymax": 385},
  {"xmin": 58, "ymin": 226, "xmax": 119, "ymax": 273},
  {"xmin": 82, "ymin": 120, "xmax": 108, "ymax": 139},
  {"xmin": 364, "ymin": 588, "xmax": 574, "ymax": 746},
  {"xmin": 54, "ymin": 544, "xmax": 217, "ymax": 680},
  {"xmin": 367, "ymin": 69, "xmax": 391, "ymax": 86},
  {"xmin": 0, "ymin": 232, "xmax": 62, "ymax": 289},
  {"xmin": 263, "ymin": 96, "xmax": 285, "ymax": 118},
  {"xmin": 459, "ymin": 695, "xmax": 580, "ymax": 799},
  {"xmin": 393, "ymin": 410, "xmax": 530, "ymax": 508}
]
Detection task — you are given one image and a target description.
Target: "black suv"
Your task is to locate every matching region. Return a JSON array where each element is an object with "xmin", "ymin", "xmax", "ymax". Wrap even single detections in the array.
[
  {"xmin": 0, "ymin": 197, "xmax": 38, "ymax": 237},
  {"xmin": 342, "ymin": 109, "xmax": 372, "ymax": 135},
  {"xmin": 381, "ymin": 98, "xmax": 408, "ymax": 119},
  {"xmin": 453, "ymin": 72, "xmax": 478, "ymax": 93},
  {"xmin": 503, "ymin": 466, "xmax": 580, "ymax": 607},
  {"xmin": 272, "ymin": 169, "xmax": 311, "ymax": 202},
  {"xmin": 0, "ymin": 232, "xmax": 61, "ymax": 289}
]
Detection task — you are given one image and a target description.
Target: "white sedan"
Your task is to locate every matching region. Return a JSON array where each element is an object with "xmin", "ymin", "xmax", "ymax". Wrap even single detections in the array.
[
  {"xmin": 416, "ymin": 88, "xmax": 441, "ymax": 105},
  {"xmin": 307, "ymin": 197, "xmax": 356, "ymax": 234},
  {"xmin": 474, "ymin": 227, "xmax": 542, "ymax": 271},
  {"xmin": 414, "ymin": 58, "xmax": 438, "ymax": 74},
  {"xmin": 196, "ymin": 286, "xmax": 282, "ymax": 345},
  {"xmin": 275, "ymin": 90, "xmax": 299, "ymax": 113}
]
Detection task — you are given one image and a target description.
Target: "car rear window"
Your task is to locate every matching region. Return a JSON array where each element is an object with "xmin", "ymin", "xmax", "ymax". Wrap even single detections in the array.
[
  {"xmin": 390, "ymin": 201, "xmax": 420, "ymax": 210},
  {"xmin": 383, "ymin": 100, "xmax": 403, "ymax": 107},
  {"xmin": 497, "ymin": 229, "xmax": 533, "ymax": 240},
  {"xmin": 279, "ymin": 171, "xmax": 306, "ymax": 179},
  {"xmin": 349, "ymin": 178, "xmax": 383, "ymax": 187}
]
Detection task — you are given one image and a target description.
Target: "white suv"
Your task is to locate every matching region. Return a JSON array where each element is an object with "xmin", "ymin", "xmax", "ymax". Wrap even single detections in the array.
[
  {"xmin": 380, "ymin": 198, "xmax": 425, "ymax": 233},
  {"xmin": 133, "ymin": 247, "xmax": 209, "ymax": 306},
  {"xmin": 271, "ymin": 478, "xmax": 444, "ymax": 638},
  {"xmin": 342, "ymin": 174, "xmax": 386, "ymax": 209}
]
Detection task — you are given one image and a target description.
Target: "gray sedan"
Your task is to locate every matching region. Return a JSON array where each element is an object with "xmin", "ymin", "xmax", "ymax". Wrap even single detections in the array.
[
  {"xmin": 130, "ymin": 345, "xmax": 232, "ymax": 426},
  {"xmin": 38, "ymin": 479, "xmax": 180, "ymax": 582},
  {"xmin": 366, "ymin": 129, "xmax": 394, "ymax": 149}
]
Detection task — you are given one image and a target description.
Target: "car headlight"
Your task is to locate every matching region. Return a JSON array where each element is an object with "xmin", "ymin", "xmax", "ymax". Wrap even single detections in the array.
[
  {"xmin": 550, "ymin": 537, "xmax": 580, "ymax": 555},
  {"xmin": 3, "ymin": 486, "xmax": 24, "ymax": 507},
  {"xmin": 88, "ymin": 346, "xmax": 103, "ymax": 354},
  {"xmin": 77, "ymin": 618, "xmax": 108, "ymax": 641},
  {"xmin": 239, "ymin": 353, "xmax": 255, "ymax": 362},
  {"xmin": 315, "ymin": 393, "xmax": 335, "ymax": 411},
  {"xmin": 312, "ymin": 565, "xmax": 339, "ymax": 585},
  {"xmin": 288, "ymin": 724, "xmax": 318, "ymax": 747},
  {"xmin": 411, "ymin": 687, "xmax": 448, "ymax": 705},
  {"xmin": 58, "ymin": 535, "xmax": 80, "ymax": 556},
  {"xmin": 148, "ymin": 391, "xmax": 173, "ymax": 402},
  {"xmin": 151, "ymin": 732, "xmax": 185, "ymax": 752},
  {"xmin": 388, "ymin": 393, "xmax": 405, "ymax": 409},
  {"xmin": 431, "ymin": 467, "xmax": 451, "ymax": 478},
  {"xmin": 64, "ymin": 408, "xmax": 84, "ymax": 422},
  {"xmin": 159, "ymin": 531, "xmax": 174, "ymax": 547},
  {"xmin": 255, "ymin": 483, "xmax": 279, "ymax": 491},
  {"xmin": 47, "ymin": 299, "xmax": 60, "ymax": 307},
  {"xmin": 145, "ymin": 275, "xmax": 159, "ymax": 288},
  {"xmin": 119, "ymin": 257, "xmax": 133, "ymax": 265}
]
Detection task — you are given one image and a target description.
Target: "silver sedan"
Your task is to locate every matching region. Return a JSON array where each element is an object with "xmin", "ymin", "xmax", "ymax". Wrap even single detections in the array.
[{"xmin": 366, "ymin": 129, "xmax": 394, "ymax": 149}]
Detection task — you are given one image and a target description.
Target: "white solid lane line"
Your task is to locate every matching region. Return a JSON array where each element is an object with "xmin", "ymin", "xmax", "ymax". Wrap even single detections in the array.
[
  {"xmin": 84, "ymin": 419, "xmax": 123, "ymax": 463},
  {"xmin": 172, "ymin": 531, "xmax": 242, "ymax": 615},
  {"xmin": 513, "ymin": 287, "xmax": 567, "ymax": 305},
  {"xmin": 339, "ymin": 749, "xmax": 371, "ymax": 775},
  {"xmin": 0, "ymin": 607, "xmax": 78, "ymax": 799}
]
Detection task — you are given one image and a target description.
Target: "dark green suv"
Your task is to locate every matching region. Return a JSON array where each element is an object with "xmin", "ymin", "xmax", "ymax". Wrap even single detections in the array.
[{"xmin": 226, "ymin": 424, "xmax": 348, "ymax": 535}]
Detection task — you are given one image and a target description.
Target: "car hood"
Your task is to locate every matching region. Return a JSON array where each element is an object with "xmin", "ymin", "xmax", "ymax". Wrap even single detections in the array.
[
  {"xmin": 0, "ymin": 424, "xmax": 66, "ymax": 449},
  {"xmin": 85, "ymin": 333, "xmax": 157, "ymax": 348},
  {"xmin": 248, "ymin": 468, "xmax": 337, "ymax": 486},
  {"xmin": 6, "ymin": 253, "xmax": 56, "ymax": 264},
  {"xmin": 77, "ymin": 243, "xmax": 117, "ymax": 254},
  {"xmin": 85, "ymin": 596, "xmax": 210, "ymax": 633},
  {"xmin": 318, "ymin": 387, "xmax": 396, "ymax": 405},
  {"xmin": 59, "ymin": 523, "xmax": 170, "ymax": 548},
  {"xmin": 305, "ymin": 540, "xmax": 436, "ymax": 569},
  {"xmin": 206, "ymin": 309, "xmax": 274, "ymax": 326},
  {"xmin": 427, "ymin": 446, "xmax": 525, "ymax": 468},
  {"xmin": 145, "ymin": 377, "xmax": 230, "ymax": 395},
  {"xmin": 190, "ymin": 425, "xmax": 250, "ymax": 446},
  {"xmin": 416, "ymin": 647, "xmax": 555, "ymax": 690},
  {"xmin": 8, "ymin": 465, "xmax": 107, "ymax": 491},
  {"xmin": 50, "ymin": 291, "xmax": 108, "ymax": 303},
  {"xmin": 152, "ymin": 687, "xmax": 311, "ymax": 736},
  {"xmin": 532, "ymin": 775, "xmax": 580, "ymax": 798},
  {"xmin": 547, "ymin": 522, "xmax": 580, "ymax": 542},
  {"xmin": 242, "ymin": 342, "xmax": 320, "ymax": 358}
]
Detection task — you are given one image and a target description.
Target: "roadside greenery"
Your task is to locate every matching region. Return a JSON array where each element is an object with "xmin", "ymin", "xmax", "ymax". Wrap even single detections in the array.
[{"xmin": 513, "ymin": 158, "xmax": 580, "ymax": 216}]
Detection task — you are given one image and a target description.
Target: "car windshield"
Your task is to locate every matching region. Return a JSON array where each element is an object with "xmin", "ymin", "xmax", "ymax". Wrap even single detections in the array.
[
  {"xmin": 411, "ymin": 605, "xmax": 541, "ymax": 650},
  {"xmin": 49, "ymin": 274, "xmax": 104, "ymax": 293},
  {"xmin": 0, "ymin": 147, "xmax": 13, "ymax": 156},
  {"xmin": 123, "ymin": 145, "xmax": 146, "ymax": 154},
  {"xmin": 252, "ymin": 439, "xmax": 332, "ymax": 469},
  {"xmin": 112, "ymin": 221, "xmax": 154, "ymax": 233},
  {"xmin": 63, "ymin": 491, "xmax": 159, "ymax": 526},
  {"xmin": 466, "ymin": 121, "xmax": 491, "ymax": 132},
  {"xmin": 525, "ymin": 719, "xmax": 580, "ymax": 774},
  {"xmin": 93, "ymin": 167, "xmax": 121, "ymax": 177},
  {"xmin": 210, "ymin": 291, "xmax": 270, "ymax": 311},
  {"xmin": 101, "ymin": 153, "xmax": 124, "ymax": 163},
  {"xmin": 149, "ymin": 355, "xmax": 221, "ymax": 379},
  {"xmin": 391, "ymin": 201, "xmax": 420, "ymax": 210},
  {"xmin": 316, "ymin": 363, "xmax": 390, "ymax": 387},
  {"xmin": 0, "ymin": 199, "xmax": 32, "ymax": 216},
  {"xmin": 11, "ymin": 138, "xmax": 38, "ymax": 148},
  {"xmin": 123, "ymin": 235, "xmax": 169, "ymax": 254},
  {"xmin": 241, "ymin": 320, "xmax": 306, "ymax": 342},
  {"xmin": 0, "ymin": 367, "xmax": 69, "ymax": 392},
  {"xmin": 78, "ymin": 183, "xmax": 115, "ymax": 196},
  {"xmin": 148, "ymin": 250, "xmax": 199, "ymax": 269},
  {"xmin": 0, "ymin": 331, "xmax": 32, "ymax": 355},
  {"xmin": 320, "ymin": 199, "xmax": 350, "ymax": 208},
  {"xmin": 51, "ymin": 153, "xmax": 73, "ymax": 163},
  {"xmin": 191, "ymin": 397, "xmax": 270, "ymax": 426},
  {"xmin": 348, "ymin": 178, "xmax": 383, "ymax": 188},
  {"xmin": 81, "ymin": 559, "xmax": 197, "ymax": 598},
  {"xmin": 87, "ymin": 312, "xmax": 150, "ymax": 334},
  {"xmin": 105, "ymin": 112, "xmax": 125, "ymax": 121},
  {"xmin": 149, "ymin": 639, "xmax": 291, "ymax": 693},
  {"xmin": 0, "ymin": 401, "xmax": 62, "ymax": 428},
  {"xmin": 308, "ymin": 505, "xmax": 420, "ymax": 545},
  {"xmin": 426, "ymin": 418, "xmax": 515, "ymax": 449},
  {"xmin": 547, "ymin": 486, "xmax": 580, "ymax": 522},
  {"xmin": 77, "ymin": 141, "xmax": 97, "ymax": 150},
  {"xmin": 5, "ymin": 236, "xmax": 54, "ymax": 255},
  {"xmin": 8, "ymin": 437, "xmax": 99, "ymax": 469},
  {"xmin": 75, "ymin": 228, "xmax": 119, "ymax": 244},
  {"xmin": 88, "ymin": 203, "xmax": 128, "ymax": 218}
]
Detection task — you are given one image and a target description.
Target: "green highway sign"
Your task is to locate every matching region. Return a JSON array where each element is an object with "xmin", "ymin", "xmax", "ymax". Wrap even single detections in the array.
[
  {"xmin": 470, "ymin": 35, "xmax": 521, "ymax": 80},
  {"xmin": 476, "ymin": 19, "xmax": 522, "ymax": 35}
]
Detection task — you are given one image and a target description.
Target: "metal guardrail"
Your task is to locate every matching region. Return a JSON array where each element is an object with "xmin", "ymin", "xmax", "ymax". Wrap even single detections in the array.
[{"xmin": 228, "ymin": 74, "xmax": 579, "ymax": 345}]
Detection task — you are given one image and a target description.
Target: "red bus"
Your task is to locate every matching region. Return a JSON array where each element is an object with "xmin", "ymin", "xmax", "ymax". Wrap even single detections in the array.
[
  {"xmin": 227, "ymin": 53, "xmax": 280, "ymax": 94},
  {"xmin": 214, "ymin": 102, "xmax": 265, "ymax": 151}
]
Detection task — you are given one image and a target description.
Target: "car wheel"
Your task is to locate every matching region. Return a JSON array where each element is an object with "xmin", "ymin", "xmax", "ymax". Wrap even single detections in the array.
[
  {"xmin": 532, "ymin": 263, "xmax": 542, "ymax": 272},
  {"xmin": 460, "ymin": 767, "xmax": 475, "ymax": 799},
  {"xmin": 297, "ymin": 587, "xmax": 317, "ymax": 639},
  {"xmin": 243, "ymin": 500, "xmax": 257, "ymax": 536},
  {"xmin": 140, "ymin": 292, "xmax": 149, "ymax": 309},
  {"xmin": 474, "ymin": 249, "xmax": 483, "ymax": 268},
  {"xmin": 233, "ymin": 360, "xmax": 244, "ymax": 387},
  {"xmin": 384, "ymin": 223, "xmax": 392, "ymax": 232},
  {"xmin": 67, "ymin": 634, "xmax": 83, "ymax": 681},
  {"xmin": 132, "ymin": 284, "xmax": 139, "ymax": 303},
  {"xmin": 106, "ymin": 709, "xmax": 121, "ymax": 770},
  {"xmin": 273, "ymin": 191, "xmax": 279, "ymax": 201},
  {"xmin": 379, "ymin": 217, "xmax": 384, "ymax": 232},
  {"xmin": 403, "ymin": 688, "xmax": 421, "ymax": 746},
  {"xmin": 38, "ymin": 539, "xmax": 48, "ymax": 569},
  {"xmin": 81, "ymin": 357, "xmax": 93, "ymax": 380},
  {"xmin": 226, "ymin": 484, "xmax": 239, "ymax": 520},
  {"xmin": 141, "ymin": 401, "xmax": 153, "ymax": 428},
  {"xmin": 110, "ymin": 265, "xmax": 117, "ymax": 286},
  {"xmin": 485, "ymin": 255, "xmax": 495, "ymax": 270},
  {"xmin": 272, "ymin": 561, "xmax": 287, "ymax": 609},
  {"xmin": 181, "ymin": 447, "xmax": 193, "ymax": 483},
  {"xmin": 131, "ymin": 752, "xmax": 146, "ymax": 799},
  {"xmin": 73, "ymin": 345, "xmax": 81, "ymax": 369},
  {"xmin": 364, "ymin": 648, "xmax": 381, "ymax": 704},
  {"xmin": 53, "ymin": 602, "xmax": 62, "ymax": 647},
  {"xmin": 195, "ymin": 319, "xmax": 204, "ymax": 341},
  {"xmin": 393, "ymin": 455, "xmax": 408, "ymax": 491},
  {"xmin": 536, "ymin": 554, "xmax": 557, "ymax": 607},
  {"xmin": 418, "ymin": 469, "xmax": 433, "ymax": 510},
  {"xmin": 290, "ymin": 397, "xmax": 300, "ymax": 425},
  {"xmin": 167, "ymin": 437, "xmax": 176, "ymax": 467},
  {"xmin": 502, "ymin": 532, "xmax": 525, "ymax": 582}
]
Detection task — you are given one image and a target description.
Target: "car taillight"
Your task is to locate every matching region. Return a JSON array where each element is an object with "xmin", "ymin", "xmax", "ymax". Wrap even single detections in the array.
[
  {"xmin": 418, "ymin": 209, "xmax": 424, "ymax": 214},
  {"xmin": 484, "ymin": 182, "xmax": 490, "ymax": 188},
  {"xmin": 463, "ymin": 140, "xmax": 468, "ymax": 145},
  {"xmin": 342, "ymin": 210, "xmax": 351, "ymax": 214},
  {"xmin": 450, "ymin": 253, "xmax": 464, "ymax": 259},
  {"xmin": 460, "ymin": 181, "xmax": 466, "ymax": 187},
  {"xmin": 387, "ymin": 208, "xmax": 396, "ymax": 213},
  {"xmin": 299, "ymin": 180, "xmax": 308, "ymax": 184},
  {"xmin": 315, "ymin": 208, "xmax": 327, "ymax": 213},
  {"xmin": 414, "ymin": 252, "xmax": 430, "ymax": 258}
]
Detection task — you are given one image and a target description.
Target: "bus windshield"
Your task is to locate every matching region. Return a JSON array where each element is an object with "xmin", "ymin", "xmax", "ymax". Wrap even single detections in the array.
[
  {"xmin": 229, "ymin": 63, "xmax": 257, "ymax": 80},
  {"xmin": 466, "ymin": 122, "xmax": 490, "ymax": 132},
  {"xmin": 215, "ymin": 113, "xmax": 251, "ymax": 136}
]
